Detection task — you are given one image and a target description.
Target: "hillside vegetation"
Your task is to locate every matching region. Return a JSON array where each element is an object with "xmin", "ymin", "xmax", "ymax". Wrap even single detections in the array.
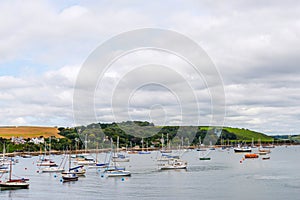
[{"xmin": 59, "ymin": 122, "xmax": 274, "ymax": 149}]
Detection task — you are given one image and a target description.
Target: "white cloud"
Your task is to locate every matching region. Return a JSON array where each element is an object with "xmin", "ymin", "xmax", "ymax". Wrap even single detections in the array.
[{"xmin": 0, "ymin": 1, "xmax": 300, "ymax": 135}]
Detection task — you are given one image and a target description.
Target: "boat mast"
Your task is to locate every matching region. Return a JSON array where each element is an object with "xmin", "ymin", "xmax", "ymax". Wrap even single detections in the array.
[
  {"xmin": 68, "ymin": 148, "xmax": 71, "ymax": 172},
  {"xmin": 9, "ymin": 158, "xmax": 12, "ymax": 181},
  {"xmin": 49, "ymin": 136, "xmax": 51, "ymax": 156},
  {"xmin": 161, "ymin": 134, "xmax": 164, "ymax": 151},
  {"xmin": 117, "ymin": 136, "xmax": 119, "ymax": 154},
  {"xmin": 2, "ymin": 142, "xmax": 5, "ymax": 161},
  {"xmin": 96, "ymin": 143, "xmax": 98, "ymax": 163},
  {"xmin": 84, "ymin": 134, "xmax": 88, "ymax": 154}
]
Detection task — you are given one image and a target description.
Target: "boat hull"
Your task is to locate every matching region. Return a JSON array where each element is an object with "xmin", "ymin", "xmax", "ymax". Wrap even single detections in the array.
[
  {"xmin": 105, "ymin": 170, "xmax": 131, "ymax": 177},
  {"xmin": 0, "ymin": 182, "xmax": 29, "ymax": 190},
  {"xmin": 160, "ymin": 166, "xmax": 187, "ymax": 170},
  {"xmin": 244, "ymin": 153, "xmax": 259, "ymax": 159},
  {"xmin": 199, "ymin": 157, "xmax": 211, "ymax": 160},
  {"xmin": 234, "ymin": 149, "xmax": 252, "ymax": 153}
]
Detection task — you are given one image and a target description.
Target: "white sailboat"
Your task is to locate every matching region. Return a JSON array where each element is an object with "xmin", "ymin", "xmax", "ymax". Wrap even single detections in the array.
[
  {"xmin": 62, "ymin": 150, "xmax": 79, "ymax": 182},
  {"xmin": 139, "ymin": 138, "xmax": 151, "ymax": 154},
  {"xmin": 37, "ymin": 140, "xmax": 58, "ymax": 167},
  {"xmin": 112, "ymin": 136, "xmax": 130, "ymax": 162},
  {"xmin": 160, "ymin": 134, "xmax": 172, "ymax": 153},
  {"xmin": 0, "ymin": 159, "xmax": 29, "ymax": 190},
  {"xmin": 103, "ymin": 138, "xmax": 131, "ymax": 177},
  {"xmin": 158, "ymin": 157, "xmax": 187, "ymax": 170}
]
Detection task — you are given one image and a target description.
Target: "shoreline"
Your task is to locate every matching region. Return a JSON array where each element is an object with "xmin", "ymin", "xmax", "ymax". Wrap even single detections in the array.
[{"xmin": 4, "ymin": 144, "xmax": 299, "ymax": 157}]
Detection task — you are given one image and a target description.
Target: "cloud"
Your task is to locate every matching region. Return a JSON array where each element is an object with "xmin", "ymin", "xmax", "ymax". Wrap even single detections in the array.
[{"xmin": 0, "ymin": 1, "xmax": 300, "ymax": 135}]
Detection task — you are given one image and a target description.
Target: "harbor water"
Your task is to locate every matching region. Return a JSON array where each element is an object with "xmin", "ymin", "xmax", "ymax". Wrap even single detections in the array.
[{"xmin": 0, "ymin": 145, "xmax": 299, "ymax": 200}]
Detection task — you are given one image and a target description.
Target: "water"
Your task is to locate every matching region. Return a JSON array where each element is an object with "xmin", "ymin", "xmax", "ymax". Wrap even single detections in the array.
[{"xmin": 1, "ymin": 146, "xmax": 299, "ymax": 200}]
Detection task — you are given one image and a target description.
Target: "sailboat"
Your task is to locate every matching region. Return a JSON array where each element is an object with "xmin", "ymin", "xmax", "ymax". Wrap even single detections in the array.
[
  {"xmin": 73, "ymin": 134, "xmax": 97, "ymax": 166},
  {"xmin": 103, "ymin": 139, "xmax": 131, "ymax": 177},
  {"xmin": 199, "ymin": 149, "xmax": 211, "ymax": 160},
  {"xmin": 0, "ymin": 144, "xmax": 16, "ymax": 166},
  {"xmin": 112, "ymin": 137, "xmax": 130, "ymax": 162},
  {"xmin": 157, "ymin": 143, "xmax": 187, "ymax": 170},
  {"xmin": 139, "ymin": 138, "xmax": 151, "ymax": 154},
  {"xmin": 88, "ymin": 143, "xmax": 109, "ymax": 169},
  {"xmin": 196, "ymin": 137, "xmax": 206, "ymax": 151},
  {"xmin": 160, "ymin": 134, "xmax": 172, "ymax": 153},
  {"xmin": 42, "ymin": 154, "xmax": 65, "ymax": 173},
  {"xmin": 0, "ymin": 159, "xmax": 29, "ymax": 190},
  {"xmin": 37, "ymin": 139, "xmax": 58, "ymax": 167},
  {"xmin": 62, "ymin": 150, "xmax": 79, "ymax": 182},
  {"xmin": 158, "ymin": 157, "xmax": 187, "ymax": 170}
]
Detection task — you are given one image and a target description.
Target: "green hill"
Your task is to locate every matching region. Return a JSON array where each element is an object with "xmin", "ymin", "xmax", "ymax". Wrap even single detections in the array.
[
  {"xmin": 59, "ymin": 122, "xmax": 274, "ymax": 149},
  {"xmin": 222, "ymin": 127, "xmax": 273, "ymax": 142},
  {"xmin": 199, "ymin": 126, "xmax": 273, "ymax": 143}
]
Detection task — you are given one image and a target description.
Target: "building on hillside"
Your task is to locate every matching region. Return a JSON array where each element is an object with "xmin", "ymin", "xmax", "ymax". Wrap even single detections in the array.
[
  {"xmin": 30, "ymin": 137, "xmax": 45, "ymax": 144},
  {"xmin": 11, "ymin": 136, "xmax": 26, "ymax": 144}
]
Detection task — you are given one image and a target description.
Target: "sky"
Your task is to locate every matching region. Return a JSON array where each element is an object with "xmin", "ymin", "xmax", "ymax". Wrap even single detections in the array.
[{"xmin": 0, "ymin": 0, "xmax": 300, "ymax": 135}]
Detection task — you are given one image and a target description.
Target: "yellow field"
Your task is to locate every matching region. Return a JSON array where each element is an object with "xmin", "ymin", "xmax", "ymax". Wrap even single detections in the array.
[{"xmin": 0, "ymin": 126, "xmax": 64, "ymax": 139}]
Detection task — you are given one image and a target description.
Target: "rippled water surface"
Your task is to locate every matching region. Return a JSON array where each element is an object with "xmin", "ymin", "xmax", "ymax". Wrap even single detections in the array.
[{"xmin": 1, "ymin": 146, "xmax": 299, "ymax": 200}]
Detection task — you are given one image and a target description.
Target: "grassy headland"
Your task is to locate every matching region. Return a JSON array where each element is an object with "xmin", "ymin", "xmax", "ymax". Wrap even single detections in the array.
[{"xmin": 0, "ymin": 126, "xmax": 64, "ymax": 139}]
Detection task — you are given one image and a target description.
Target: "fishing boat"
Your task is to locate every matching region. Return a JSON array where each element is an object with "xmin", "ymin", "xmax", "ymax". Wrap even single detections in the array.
[{"xmin": 0, "ymin": 160, "xmax": 29, "ymax": 190}]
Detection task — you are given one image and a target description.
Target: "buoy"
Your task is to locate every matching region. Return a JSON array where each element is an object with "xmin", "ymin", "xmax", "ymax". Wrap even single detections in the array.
[
  {"xmin": 37, "ymin": 170, "xmax": 39, "ymax": 173},
  {"xmin": 240, "ymin": 160, "xmax": 242, "ymax": 163},
  {"xmin": 101, "ymin": 174, "xmax": 104, "ymax": 178},
  {"xmin": 25, "ymin": 168, "xmax": 27, "ymax": 170},
  {"xmin": 121, "ymin": 178, "xmax": 125, "ymax": 181},
  {"xmin": 60, "ymin": 179, "xmax": 63, "ymax": 182},
  {"xmin": 54, "ymin": 174, "xmax": 57, "ymax": 178}
]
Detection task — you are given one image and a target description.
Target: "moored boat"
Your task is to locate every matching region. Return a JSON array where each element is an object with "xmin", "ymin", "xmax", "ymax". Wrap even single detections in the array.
[
  {"xmin": 42, "ymin": 166, "xmax": 65, "ymax": 173},
  {"xmin": 62, "ymin": 173, "xmax": 78, "ymax": 182},
  {"xmin": 244, "ymin": 153, "xmax": 259, "ymax": 159},
  {"xmin": 158, "ymin": 158, "xmax": 187, "ymax": 170},
  {"xmin": 234, "ymin": 144, "xmax": 252, "ymax": 153},
  {"xmin": 0, "ymin": 160, "xmax": 29, "ymax": 190},
  {"xmin": 199, "ymin": 157, "xmax": 211, "ymax": 160},
  {"xmin": 103, "ymin": 167, "xmax": 131, "ymax": 177},
  {"xmin": 62, "ymin": 165, "xmax": 86, "ymax": 176},
  {"xmin": 262, "ymin": 156, "xmax": 270, "ymax": 160}
]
